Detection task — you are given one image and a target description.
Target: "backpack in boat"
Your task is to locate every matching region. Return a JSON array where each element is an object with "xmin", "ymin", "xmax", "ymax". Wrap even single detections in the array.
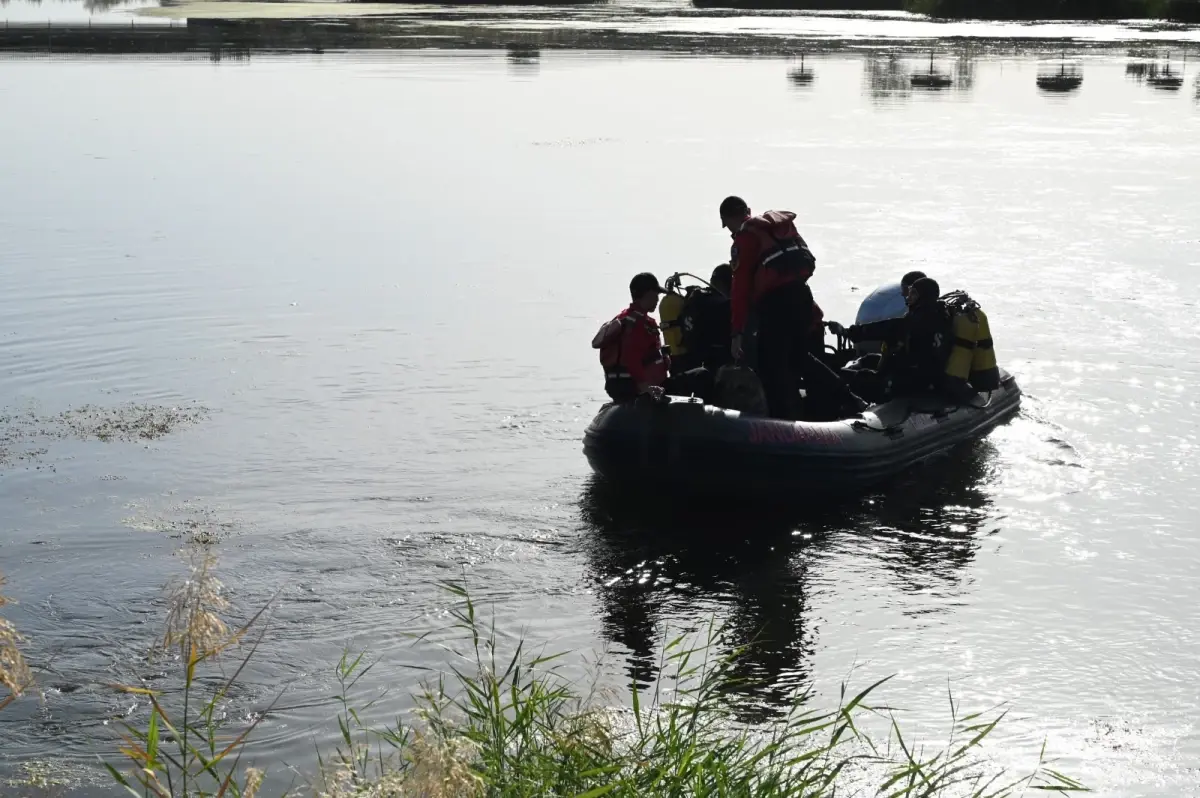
[
  {"xmin": 760, "ymin": 228, "xmax": 816, "ymax": 281},
  {"xmin": 712, "ymin": 365, "xmax": 768, "ymax": 417}
]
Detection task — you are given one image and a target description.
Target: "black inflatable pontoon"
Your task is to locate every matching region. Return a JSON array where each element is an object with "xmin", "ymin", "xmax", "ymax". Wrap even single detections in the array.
[{"xmin": 583, "ymin": 370, "xmax": 1021, "ymax": 498}]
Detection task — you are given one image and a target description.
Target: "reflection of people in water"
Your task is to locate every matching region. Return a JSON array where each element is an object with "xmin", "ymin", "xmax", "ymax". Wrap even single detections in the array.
[
  {"xmin": 577, "ymin": 438, "xmax": 998, "ymax": 719},
  {"xmin": 578, "ymin": 478, "xmax": 816, "ymax": 721}
]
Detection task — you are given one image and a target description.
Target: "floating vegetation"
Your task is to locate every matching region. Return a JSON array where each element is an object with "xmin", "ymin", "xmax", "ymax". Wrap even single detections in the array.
[
  {"xmin": 0, "ymin": 401, "xmax": 210, "ymax": 470},
  {"xmin": 52, "ymin": 403, "xmax": 210, "ymax": 443},
  {"xmin": 3, "ymin": 759, "xmax": 90, "ymax": 794},
  {"xmin": 123, "ymin": 500, "xmax": 241, "ymax": 546}
]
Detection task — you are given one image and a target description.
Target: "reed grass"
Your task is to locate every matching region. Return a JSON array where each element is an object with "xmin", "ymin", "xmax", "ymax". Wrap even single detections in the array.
[
  {"xmin": 2, "ymin": 561, "xmax": 1088, "ymax": 797},
  {"xmin": 0, "ymin": 572, "xmax": 35, "ymax": 711}
]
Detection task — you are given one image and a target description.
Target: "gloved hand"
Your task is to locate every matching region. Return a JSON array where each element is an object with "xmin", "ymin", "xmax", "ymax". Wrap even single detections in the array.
[
  {"xmin": 638, "ymin": 384, "xmax": 665, "ymax": 401},
  {"xmin": 827, "ymin": 321, "xmax": 847, "ymax": 336}
]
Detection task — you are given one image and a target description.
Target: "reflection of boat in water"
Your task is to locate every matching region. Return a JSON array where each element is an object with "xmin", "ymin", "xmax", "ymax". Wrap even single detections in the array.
[
  {"xmin": 1149, "ymin": 65, "xmax": 1184, "ymax": 91},
  {"xmin": 865, "ymin": 52, "xmax": 912, "ymax": 102},
  {"xmin": 506, "ymin": 43, "xmax": 540, "ymax": 63},
  {"xmin": 578, "ymin": 438, "xmax": 1000, "ymax": 719},
  {"xmin": 1037, "ymin": 53, "xmax": 1083, "ymax": 93},
  {"xmin": 1126, "ymin": 55, "xmax": 1185, "ymax": 91},
  {"xmin": 787, "ymin": 54, "xmax": 815, "ymax": 87},
  {"xmin": 506, "ymin": 43, "xmax": 540, "ymax": 76},
  {"xmin": 911, "ymin": 50, "xmax": 952, "ymax": 90}
]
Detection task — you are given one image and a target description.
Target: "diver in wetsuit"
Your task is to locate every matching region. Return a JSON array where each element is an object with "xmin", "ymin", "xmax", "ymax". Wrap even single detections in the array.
[
  {"xmin": 829, "ymin": 277, "xmax": 972, "ymax": 403},
  {"xmin": 673, "ymin": 263, "xmax": 733, "ymax": 374}
]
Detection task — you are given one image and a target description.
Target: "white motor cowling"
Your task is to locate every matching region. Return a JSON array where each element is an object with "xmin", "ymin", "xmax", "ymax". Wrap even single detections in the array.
[{"xmin": 852, "ymin": 281, "xmax": 906, "ymax": 355}]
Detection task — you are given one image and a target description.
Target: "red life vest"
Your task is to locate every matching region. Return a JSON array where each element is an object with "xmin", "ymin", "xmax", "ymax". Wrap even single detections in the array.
[
  {"xmin": 591, "ymin": 306, "xmax": 669, "ymax": 391},
  {"xmin": 730, "ymin": 210, "xmax": 818, "ymax": 334},
  {"xmin": 735, "ymin": 211, "xmax": 815, "ymax": 286}
]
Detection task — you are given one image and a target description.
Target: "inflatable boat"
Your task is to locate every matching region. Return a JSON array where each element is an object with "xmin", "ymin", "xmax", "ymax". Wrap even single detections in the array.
[
  {"xmin": 582, "ymin": 281, "xmax": 1021, "ymax": 499},
  {"xmin": 583, "ymin": 371, "xmax": 1020, "ymax": 498}
]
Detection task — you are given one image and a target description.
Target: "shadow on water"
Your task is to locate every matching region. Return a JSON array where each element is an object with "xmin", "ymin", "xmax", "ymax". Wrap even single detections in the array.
[{"xmin": 577, "ymin": 438, "xmax": 1000, "ymax": 721}]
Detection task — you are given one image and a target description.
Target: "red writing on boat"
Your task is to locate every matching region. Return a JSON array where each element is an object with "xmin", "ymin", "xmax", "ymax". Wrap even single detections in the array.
[{"xmin": 748, "ymin": 421, "xmax": 841, "ymax": 446}]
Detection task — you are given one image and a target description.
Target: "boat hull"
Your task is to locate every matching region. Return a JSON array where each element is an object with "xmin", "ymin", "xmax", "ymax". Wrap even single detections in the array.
[{"xmin": 583, "ymin": 371, "xmax": 1021, "ymax": 499}]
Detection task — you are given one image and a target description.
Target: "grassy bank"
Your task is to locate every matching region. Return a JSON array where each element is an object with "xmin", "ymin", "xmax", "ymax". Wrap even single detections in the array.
[{"xmin": 2, "ymin": 559, "xmax": 1087, "ymax": 797}]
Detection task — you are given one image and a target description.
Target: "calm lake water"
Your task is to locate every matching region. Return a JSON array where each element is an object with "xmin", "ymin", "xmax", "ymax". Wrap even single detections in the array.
[{"xmin": 1, "ymin": 3, "xmax": 1199, "ymax": 794}]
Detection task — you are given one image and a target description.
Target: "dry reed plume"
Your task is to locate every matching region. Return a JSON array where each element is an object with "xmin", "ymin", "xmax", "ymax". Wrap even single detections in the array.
[
  {"xmin": 0, "ymin": 571, "xmax": 35, "ymax": 709},
  {"xmin": 162, "ymin": 551, "xmax": 236, "ymax": 666}
]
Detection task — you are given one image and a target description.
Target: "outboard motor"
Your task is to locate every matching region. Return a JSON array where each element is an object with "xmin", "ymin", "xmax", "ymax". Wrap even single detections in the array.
[{"xmin": 853, "ymin": 281, "xmax": 906, "ymax": 355}]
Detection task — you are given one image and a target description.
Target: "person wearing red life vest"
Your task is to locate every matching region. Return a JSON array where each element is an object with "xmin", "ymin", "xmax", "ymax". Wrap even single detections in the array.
[
  {"xmin": 592, "ymin": 272, "xmax": 672, "ymax": 403},
  {"xmin": 719, "ymin": 195, "xmax": 867, "ymax": 420}
]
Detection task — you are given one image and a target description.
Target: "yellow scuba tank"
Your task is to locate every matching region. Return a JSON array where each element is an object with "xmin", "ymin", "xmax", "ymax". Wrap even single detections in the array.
[
  {"xmin": 659, "ymin": 287, "xmax": 687, "ymax": 358},
  {"xmin": 968, "ymin": 308, "xmax": 999, "ymax": 391},
  {"xmin": 942, "ymin": 291, "xmax": 1000, "ymax": 392}
]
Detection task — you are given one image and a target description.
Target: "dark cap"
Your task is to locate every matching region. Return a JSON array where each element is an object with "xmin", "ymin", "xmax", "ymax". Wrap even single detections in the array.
[
  {"xmin": 900, "ymin": 270, "xmax": 927, "ymax": 291},
  {"xmin": 629, "ymin": 272, "xmax": 665, "ymax": 299},
  {"xmin": 910, "ymin": 276, "xmax": 941, "ymax": 302}
]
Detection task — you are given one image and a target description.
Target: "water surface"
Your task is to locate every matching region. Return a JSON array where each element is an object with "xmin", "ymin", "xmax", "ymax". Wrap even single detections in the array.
[{"xmin": 1, "ymin": 17, "xmax": 1199, "ymax": 797}]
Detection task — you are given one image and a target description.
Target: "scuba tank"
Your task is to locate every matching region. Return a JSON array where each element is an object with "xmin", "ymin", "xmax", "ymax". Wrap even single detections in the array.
[
  {"xmin": 941, "ymin": 291, "xmax": 1000, "ymax": 392},
  {"xmin": 659, "ymin": 284, "xmax": 688, "ymax": 360}
]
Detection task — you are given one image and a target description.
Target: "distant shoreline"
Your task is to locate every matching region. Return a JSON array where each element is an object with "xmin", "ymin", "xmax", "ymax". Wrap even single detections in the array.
[{"xmin": 692, "ymin": 0, "xmax": 1200, "ymax": 23}]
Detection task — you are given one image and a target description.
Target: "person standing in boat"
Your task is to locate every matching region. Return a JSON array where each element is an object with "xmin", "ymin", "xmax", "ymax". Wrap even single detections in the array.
[
  {"xmin": 719, "ymin": 195, "xmax": 867, "ymax": 420},
  {"xmin": 592, "ymin": 272, "xmax": 672, "ymax": 402}
]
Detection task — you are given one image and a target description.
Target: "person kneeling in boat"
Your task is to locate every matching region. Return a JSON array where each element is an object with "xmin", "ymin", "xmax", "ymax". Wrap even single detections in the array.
[
  {"xmin": 858, "ymin": 273, "xmax": 1000, "ymax": 400},
  {"xmin": 829, "ymin": 277, "xmax": 975, "ymax": 403},
  {"xmin": 592, "ymin": 272, "xmax": 711, "ymax": 403}
]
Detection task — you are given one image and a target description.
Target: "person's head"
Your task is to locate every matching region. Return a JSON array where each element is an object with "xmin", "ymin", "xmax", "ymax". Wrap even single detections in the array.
[
  {"xmin": 710, "ymin": 263, "xmax": 733, "ymax": 296},
  {"xmin": 907, "ymin": 276, "xmax": 941, "ymax": 309},
  {"xmin": 629, "ymin": 272, "xmax": 665, "ymax": 312},
  {"xmin": 900, "ymin": 270, "xmax": 927, "ymax": 299},
  {"xmin": 719, "ymin": 196, "xmax": 751, "ymax": 233}
]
